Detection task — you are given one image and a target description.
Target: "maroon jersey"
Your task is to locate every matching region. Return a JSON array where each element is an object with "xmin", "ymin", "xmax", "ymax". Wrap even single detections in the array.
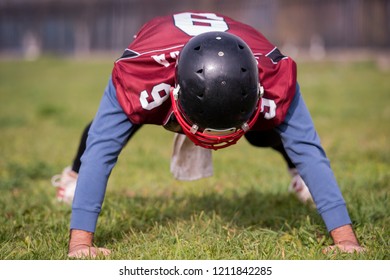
[{"xmin": 112, "ymin": 12, "xmax": 297, "ymax": 131}]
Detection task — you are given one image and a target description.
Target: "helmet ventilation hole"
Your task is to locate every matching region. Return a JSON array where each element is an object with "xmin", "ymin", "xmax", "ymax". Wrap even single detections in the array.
[
  {"xmin": 196, "ymin": 69, "xmax": 203, "ymax": 74},
  {"xmin": 241, "ymin": 68, "xmax": 247, "ymax": 72},
  {"xmin": 194, "ymin": 46, "xmax": 201, "ymax": 51},
  {"xmin": 238, "ymin": 44, "xmax": 245, "ymax": 49}
]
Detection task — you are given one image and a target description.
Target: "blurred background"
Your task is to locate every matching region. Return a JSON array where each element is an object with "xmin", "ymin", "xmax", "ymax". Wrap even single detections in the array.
[
  {"xmin": 1, "ymin": 0, "xmax": 389, "ymax": 62},
  {"xmin": 0, "ymin": 0, "xmax": 389, "ymax": 261}
]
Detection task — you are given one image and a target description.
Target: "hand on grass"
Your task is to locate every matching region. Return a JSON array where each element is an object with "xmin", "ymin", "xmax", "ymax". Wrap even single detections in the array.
[
  {"xmin": 324, "ymin": 224, "xmax": 365, "ymax": 254},
  {"xmin": 68, "ymin": 229, "xmax": 111, "ymax": 258},
  {"xmin": 323, "ymin": 240, "xmax": 365, "ymax": 254},
  {"xmin": 68, "ymin": 244, "xmax": 111, "ymax": 258}
]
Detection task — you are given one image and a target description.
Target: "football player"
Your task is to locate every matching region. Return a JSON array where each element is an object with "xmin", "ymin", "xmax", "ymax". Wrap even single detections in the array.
[{"xmin": 52, "ymin": 11, "xmax": 363, "ymax": 257}]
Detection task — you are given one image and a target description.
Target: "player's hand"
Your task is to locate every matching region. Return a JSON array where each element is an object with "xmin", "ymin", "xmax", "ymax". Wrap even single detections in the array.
[
  {"xmin": 68, "ymin": 244, "xmax": 111, "ymax": 258},
  {"xmin": 325, "ymin": 224, "xmax": 365, "ymax": 254},
  {"xmin": 68, "ymin": 229, "xmax": 111, "ymax": 258},
  {"xmin": 323, "ymin": 240, "xmax": 365, "ymax": 254}
]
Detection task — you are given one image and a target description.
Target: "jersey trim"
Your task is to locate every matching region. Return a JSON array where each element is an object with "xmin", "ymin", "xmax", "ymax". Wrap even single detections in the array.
[
  {"xmin": 266, "ymin": 47, "xmax": 288, "ymax": 64},
  {"xmin": 116, "ymin": 45, "xmax": 185, "ymax": 63}
]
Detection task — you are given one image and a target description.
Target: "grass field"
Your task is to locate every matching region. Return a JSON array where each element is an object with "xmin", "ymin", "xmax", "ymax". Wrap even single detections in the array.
[{"xmin": 0, "ymin": 56, "xmax": 389, "ymax": 260}]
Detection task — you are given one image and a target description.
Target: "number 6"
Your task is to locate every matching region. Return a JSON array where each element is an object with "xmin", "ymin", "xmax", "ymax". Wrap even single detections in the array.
[{"xmin": 173, "ymin": 12, "xmax": 229, "ymax": 36}]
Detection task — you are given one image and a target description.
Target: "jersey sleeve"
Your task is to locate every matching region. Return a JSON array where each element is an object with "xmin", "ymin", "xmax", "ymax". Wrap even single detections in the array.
[
  {"xmin": 276, "ymin": 85, "xmax": 352, "ymax": 232},
  {"xmin": 70, "ymin": 78, "xmax": 135, "ymax": 232}
]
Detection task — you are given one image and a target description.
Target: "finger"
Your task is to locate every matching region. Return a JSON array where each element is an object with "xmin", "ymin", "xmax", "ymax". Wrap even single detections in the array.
[
  {"xmin": 323, "ymin": 244, "xmax": 365, "ymax": 254},
  {"xmin": 322, "ymin": 245, "xmax": 337, "ymax": 255},
  {"xmin": 339, "ymin": 244, "xmax": 365, "ymax": 253},
  {"xmin": 94, "ymin": 247, "xmax": 111, "ymax": 256},
  {"xmin": 68, "ymin": 247, "xmax": 111, "ymax": 258}
]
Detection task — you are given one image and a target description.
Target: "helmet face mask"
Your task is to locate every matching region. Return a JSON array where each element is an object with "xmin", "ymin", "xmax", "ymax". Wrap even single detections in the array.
[
  {"xmin": 172, "ymin": 32, "xmax": 263, "ymax": 150},
  {"xmin": 170, "ymin": 85, "xmax": 263, "ymax": 150}
]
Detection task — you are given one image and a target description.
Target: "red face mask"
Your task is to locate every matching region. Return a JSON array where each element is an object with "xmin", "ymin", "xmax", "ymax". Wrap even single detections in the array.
[{"xmin": 170, "ymin": 86, "xmax": 263, "ymax": 150}]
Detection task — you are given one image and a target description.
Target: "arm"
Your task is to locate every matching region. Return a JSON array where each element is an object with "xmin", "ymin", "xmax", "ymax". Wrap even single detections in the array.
[
  {"xmin": 275, "ymin": 84, "xmax": 363, "ymax": 253},
  {"xmin": 68, "ymin": 77, "xmax": 134, "ymax": 258}
]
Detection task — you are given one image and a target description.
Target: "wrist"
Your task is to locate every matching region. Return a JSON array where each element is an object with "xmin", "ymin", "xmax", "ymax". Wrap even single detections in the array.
[
  {"xmin": 330, "ymin": 224, "xmax": 359, "ymax": 245},
  {"xmin": 69, "ymin": 229, "xmax": 94, "ymax": 252}
]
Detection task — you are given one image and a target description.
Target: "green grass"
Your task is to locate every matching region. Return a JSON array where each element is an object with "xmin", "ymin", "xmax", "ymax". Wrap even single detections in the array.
[{"xmin": 0, "ymin": 57, "xmax": 389, "ymax": 260}]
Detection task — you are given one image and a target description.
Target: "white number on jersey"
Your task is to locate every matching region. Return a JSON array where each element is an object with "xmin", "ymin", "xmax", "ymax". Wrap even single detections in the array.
[
  {"xmin": 140, "ymin": 83, "xmax": 171, "ymax": 110},
  {"xmin": 261, "ymin": 98, "xmax": 277, "ymax": 119},
  {"xmin": 173, "ymin": 12, "xmax": 229, "ymax": 36}
]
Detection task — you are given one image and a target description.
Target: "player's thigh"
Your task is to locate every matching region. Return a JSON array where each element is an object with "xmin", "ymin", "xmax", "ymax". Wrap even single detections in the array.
[{"xmin": 244, "ymin": 129, "xmax": 282, "ymax": 148}]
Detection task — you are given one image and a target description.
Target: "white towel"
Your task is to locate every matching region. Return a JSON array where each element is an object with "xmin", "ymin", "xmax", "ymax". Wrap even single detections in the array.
[{"xmin": 170, "ymin": 133, "xmax": 213, "ymax": 181}]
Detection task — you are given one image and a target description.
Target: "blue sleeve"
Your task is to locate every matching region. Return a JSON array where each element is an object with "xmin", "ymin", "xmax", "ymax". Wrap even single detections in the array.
[
  {"xmin": 70, "ymin": 77, "xmax": 133, "ymax": 233},
  {"xmin": 275, "ymin": 84, "xmax": 352, "ymax": 232}
]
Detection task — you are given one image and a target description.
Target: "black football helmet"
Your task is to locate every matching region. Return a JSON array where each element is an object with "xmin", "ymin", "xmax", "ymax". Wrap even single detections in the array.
[{"xmin": 171, "ymin": 31, "xmax": 263, "ymax": 150}]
